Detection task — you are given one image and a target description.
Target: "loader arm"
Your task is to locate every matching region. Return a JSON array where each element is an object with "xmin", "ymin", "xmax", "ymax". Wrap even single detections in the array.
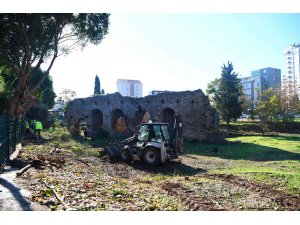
[{"xmin": 169, "ymin": 115, "xmax": 183, "ymax": 158}]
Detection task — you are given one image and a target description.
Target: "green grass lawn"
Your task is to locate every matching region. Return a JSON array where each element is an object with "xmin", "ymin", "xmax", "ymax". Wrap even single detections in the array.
[{"xmin": 185, "ymin": 134, "xmax": 300, "ymax": 195}]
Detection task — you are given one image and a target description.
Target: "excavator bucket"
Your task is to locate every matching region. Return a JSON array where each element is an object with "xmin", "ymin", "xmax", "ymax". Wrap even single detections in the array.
[{"xmin": 104, "ymin": 142, "xmax": 122, "ymax": 158}]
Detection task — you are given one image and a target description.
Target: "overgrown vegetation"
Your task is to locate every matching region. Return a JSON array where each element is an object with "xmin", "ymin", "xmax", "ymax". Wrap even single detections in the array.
[{"xmin": 255, "ymin": 87, "xmax": 300, "ymax": 123}]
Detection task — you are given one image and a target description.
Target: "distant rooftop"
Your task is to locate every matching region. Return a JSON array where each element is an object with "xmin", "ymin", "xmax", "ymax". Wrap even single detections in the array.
[
  {"xmin": 250, "ymin": 67, "xmax": 280, "ymax": 77},
  {"xmin": 117, "ymin": 79, "xmax": 142, "ymax": 83}
]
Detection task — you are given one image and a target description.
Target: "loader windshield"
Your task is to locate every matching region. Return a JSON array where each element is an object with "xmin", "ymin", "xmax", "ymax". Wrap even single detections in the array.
[
  {"xmin": 138, "ymin": 125, "xmax": 150, "ymax": 142},
  {"xmin": 160, "ymin": 125, "xmax": 170, "ymax": 141},
  {"xmin": 152, "ymin": 124, "xmax": 170, "ymax": 142},
  {"xmin": 138, "ymin": 124, "xmax": 170, "ymax": 143}
]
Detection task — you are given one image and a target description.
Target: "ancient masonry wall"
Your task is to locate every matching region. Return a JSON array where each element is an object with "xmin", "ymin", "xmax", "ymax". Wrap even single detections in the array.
[{"xmin": 65, "ymin": 89, "xmax": 220, "ymax": 142}]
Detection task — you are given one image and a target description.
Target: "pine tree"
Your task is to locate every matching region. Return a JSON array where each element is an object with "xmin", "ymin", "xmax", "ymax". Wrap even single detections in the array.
[
  {"xmin": 214, "ymin": 62, "xmax": 243, "ymax": 126},
  {"xmin": 94, "ymin": 75, "xmax": 100, "ymax": 95}
]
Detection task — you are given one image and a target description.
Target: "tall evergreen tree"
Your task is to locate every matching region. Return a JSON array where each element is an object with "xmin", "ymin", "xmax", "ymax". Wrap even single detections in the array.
[
  {"xmin": 94, "ymin": 75, "xmax": 100, "ymax": 95},
  {"xmin": 207, "ymin": 62, "xmax": 243, "ymax": 126}
]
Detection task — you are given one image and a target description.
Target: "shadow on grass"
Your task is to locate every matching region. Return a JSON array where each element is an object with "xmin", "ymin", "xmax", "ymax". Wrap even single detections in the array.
[
  {"xmin": 127, "ymin": 160, "xmax": 207, "ymax": 176},
  {"xmin": 23, "ymin": 135, "xmax": 51, "ymax": 146},
  {"xmin": 185, "ymin": 139, "xmax": 300, "ymax": 162},
  {"xmin": 72, "ymin": 135, "xmax": 109, "ymax": 148}
]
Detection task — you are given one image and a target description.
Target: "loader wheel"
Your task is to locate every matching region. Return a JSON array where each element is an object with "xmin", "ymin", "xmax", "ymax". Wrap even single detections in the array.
[
  {"xmin": 143, "ymin": 147, "xmax": 160, "ymax": 165},
  {"xmin": 120, "ymin": 147, "xmax": 132, "ymax": 163}
]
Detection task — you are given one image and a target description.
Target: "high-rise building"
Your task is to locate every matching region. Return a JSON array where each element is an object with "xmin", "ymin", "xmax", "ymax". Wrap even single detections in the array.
[
  {"xmin": 283, "ymin": 44, "xmax": 300, "ymax": 98},
  {"xmin": 241, "ymin": 67, "xmax": 281, "ymax": 109},
  {"xmin": 116, "ymin": 79, "xmax": 143, "ymax": 97}
]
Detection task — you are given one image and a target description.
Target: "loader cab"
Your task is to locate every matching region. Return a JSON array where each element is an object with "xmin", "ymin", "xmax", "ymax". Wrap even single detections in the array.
[{"xmin": 137, "ymin": 123, "xmax": 170, "ymax": 147}]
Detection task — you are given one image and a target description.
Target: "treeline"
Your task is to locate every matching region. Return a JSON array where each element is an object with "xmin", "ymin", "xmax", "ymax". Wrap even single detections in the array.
[{"xmin": 206, "ymin": 62, "xmax": 300, "ymax": 126}]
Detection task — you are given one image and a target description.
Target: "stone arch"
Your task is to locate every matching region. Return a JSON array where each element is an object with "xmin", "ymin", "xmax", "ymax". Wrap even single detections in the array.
[
  {"xmin": 90, "ymin": 109, "xmax": 103, "ymax": 130},
  {"xmin": 111, "ymin": 108, "xmax": 126, "ymax": 132},
  {"xmin": 160, "ymin": 107, "xmax": 175, "ymax": 126},
  {"xmin": 87, "ymin": 109, "xmax": 107, "ymax": 139},
  {"xmin": 134, "ymin": 109, "xmax": 151, "ymax": 127},
  {"xmin": 110, "ymin": 108, "xmax": 134, "ymax": 140}
]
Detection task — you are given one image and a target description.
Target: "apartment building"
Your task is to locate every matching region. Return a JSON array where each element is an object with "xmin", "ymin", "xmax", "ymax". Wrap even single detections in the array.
[{"xmin": 116, "ymin": 79, "xmax": 143, "ymax": 97}]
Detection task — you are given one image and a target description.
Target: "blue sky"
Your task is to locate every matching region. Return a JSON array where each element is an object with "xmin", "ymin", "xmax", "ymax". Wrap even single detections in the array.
[{"xmin": 47, "ymin": 13, "xmax": 300, "ymax": 98}]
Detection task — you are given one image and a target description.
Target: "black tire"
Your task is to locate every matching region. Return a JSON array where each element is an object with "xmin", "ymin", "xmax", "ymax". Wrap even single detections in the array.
[
  {"xmin": 120, "ymin": 147, "xmax": 132, "ymax": 163},
  {"xmin": 143, "ymin": 147, "xmax": 160, "ymax": 165}
]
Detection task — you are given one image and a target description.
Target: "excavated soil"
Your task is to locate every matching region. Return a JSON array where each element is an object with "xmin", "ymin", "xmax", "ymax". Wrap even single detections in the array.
[{"xmin": 199, "ymin": 174, "xmax": 300, "ymax": 210}]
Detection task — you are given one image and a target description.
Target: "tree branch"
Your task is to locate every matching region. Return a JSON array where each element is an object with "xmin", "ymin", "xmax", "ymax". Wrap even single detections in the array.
[
  {"xmin": 41, "ymin": 180, "xmax": 68, "ymax": 209},
  {"xmin": 18, "ymin": 18, "xmax": 32, "ymax": 77},
  {"xmin": 57, "ymin": 39, "xmax": 81, "ymax": 57},
  {"xmin": 25, "ymin": 32, "xmax": 59, "ymax": 98}
]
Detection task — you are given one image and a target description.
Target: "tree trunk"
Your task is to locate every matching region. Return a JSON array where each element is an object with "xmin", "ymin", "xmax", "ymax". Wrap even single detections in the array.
[
  {"xmin": 8, "ymin": 96, "xmax": 19, "ymax": 116},
  {"xmin": 8, "ymin": 72, "xmax": 27, "ymax": 116}
]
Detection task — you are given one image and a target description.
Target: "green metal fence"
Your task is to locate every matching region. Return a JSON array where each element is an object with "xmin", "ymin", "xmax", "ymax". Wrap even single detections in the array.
[{"xmin": 0, "ymin": 116, "xmax": 24, "ymax": 167}]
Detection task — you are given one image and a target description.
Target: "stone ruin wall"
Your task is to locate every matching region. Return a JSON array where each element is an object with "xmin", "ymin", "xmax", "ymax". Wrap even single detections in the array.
[{"xmin": 65, "ymin": 89, "xmax": 220, "ymax": 142}]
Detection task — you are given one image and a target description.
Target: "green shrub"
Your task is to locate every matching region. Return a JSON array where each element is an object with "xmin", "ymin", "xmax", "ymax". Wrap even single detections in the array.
[{"xmin": 51, "ymin": 129, "xmax": 71, "ymax": 142}]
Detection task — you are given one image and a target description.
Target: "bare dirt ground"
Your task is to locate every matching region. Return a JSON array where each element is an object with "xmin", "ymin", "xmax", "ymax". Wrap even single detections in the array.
[{"xmin": 11, "ymin": 144, "xmax": 300, "ymax": 211}]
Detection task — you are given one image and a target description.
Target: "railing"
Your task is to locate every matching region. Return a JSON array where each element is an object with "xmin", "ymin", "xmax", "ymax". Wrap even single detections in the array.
[{"xmin": 0, "ymin": 116, "xmax": 24, "ymax": 168}]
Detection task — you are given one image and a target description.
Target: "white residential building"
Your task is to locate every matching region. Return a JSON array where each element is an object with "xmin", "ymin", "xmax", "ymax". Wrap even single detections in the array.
[
  {"xmin": 116, "ymin": 79, "xmax": 143, "ymax": 97},
  {"xmin": 283, "ymin": 44, "xmax": 300, "ymax": 98}
]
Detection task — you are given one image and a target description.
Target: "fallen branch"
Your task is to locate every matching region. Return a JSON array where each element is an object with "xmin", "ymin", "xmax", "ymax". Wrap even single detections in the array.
[
  {"xmin": 31, "ymin": 159, "xmax": 46, "ymax": 168},
  {"xmin": 50, "ymin": 147, "xmax": 61, "ymax": 154},
  {"xmin": 47, "ymin": 164, "xmax": 54, "ymax": 172},
  {"xmin": 41, "ymin": 180, "xmax": 68, "ymax": 209},
  {"xmin": 16, "ymin": 164, "xmax": 32, "ymax": 177}
]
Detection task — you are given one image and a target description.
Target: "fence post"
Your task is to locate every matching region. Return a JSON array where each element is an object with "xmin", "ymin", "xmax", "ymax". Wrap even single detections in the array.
[
  {"xmin": 15, "ymin": 118, "xmax": 17, "ymax": 149},
  {"xmin": 6, "ymin": 116, "xmax": 10, "ymax": 163}
]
